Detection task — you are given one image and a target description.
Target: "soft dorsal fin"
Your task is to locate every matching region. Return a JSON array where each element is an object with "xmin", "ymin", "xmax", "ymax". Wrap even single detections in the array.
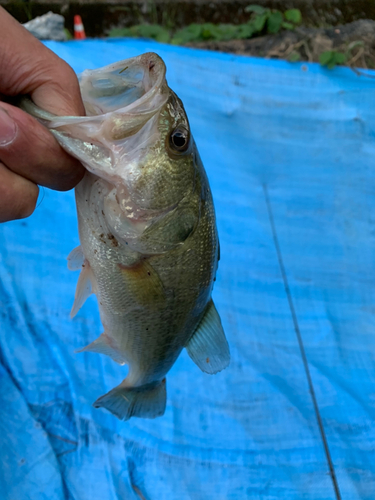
[{"xmin": 185, "ymin": 300, "xmax": 230, "ymax": 374}]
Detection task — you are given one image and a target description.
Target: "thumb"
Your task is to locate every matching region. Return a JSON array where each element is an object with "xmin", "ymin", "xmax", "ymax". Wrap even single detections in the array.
[{"xmin": 0, "ymin": 7, "xmax": 85, "ymax": 117}]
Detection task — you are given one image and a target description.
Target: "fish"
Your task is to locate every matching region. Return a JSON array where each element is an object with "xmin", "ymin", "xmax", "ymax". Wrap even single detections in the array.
[{"xmin": 20, "ymin": 52, "xmax": 230, "ymax": 421}]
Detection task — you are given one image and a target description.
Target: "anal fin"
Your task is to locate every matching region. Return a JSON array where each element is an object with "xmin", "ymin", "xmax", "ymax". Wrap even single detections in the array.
[
  {"xmin": 186, "ymin": 300, "xmax": 230, "ymax": 374},
  {"xmin": 93, "ymin": 379, "xmax": 167, "ymax": 421},
  {"xmin": 76, "ymin": 333, "xmax": 126, "ymax": 365}
]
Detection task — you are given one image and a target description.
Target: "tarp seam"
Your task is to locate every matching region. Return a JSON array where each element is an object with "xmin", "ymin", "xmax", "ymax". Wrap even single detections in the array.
[{"xmin": 263, "ymin": 183, "xmax": 342, "ymax": 500}]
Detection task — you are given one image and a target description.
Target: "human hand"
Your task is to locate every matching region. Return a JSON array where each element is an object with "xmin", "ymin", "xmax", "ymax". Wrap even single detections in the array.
[{"xmin": 0, "ymin": 7, "xmax": 85, "ymax": 222}]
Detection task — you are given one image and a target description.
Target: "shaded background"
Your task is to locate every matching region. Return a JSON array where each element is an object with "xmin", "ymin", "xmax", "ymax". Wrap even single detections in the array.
[{"xmin": 2, "ymin": 0, "xmax": 375, "ymax": 38}]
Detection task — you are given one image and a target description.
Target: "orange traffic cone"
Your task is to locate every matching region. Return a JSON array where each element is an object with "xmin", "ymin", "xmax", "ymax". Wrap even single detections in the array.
[{"xmin": 74, "ymin": 15, "xmax": 86, "ymax": 40}]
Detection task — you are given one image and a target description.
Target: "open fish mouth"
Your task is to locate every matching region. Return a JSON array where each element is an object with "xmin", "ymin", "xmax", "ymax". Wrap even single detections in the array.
[
  {"xmin": 80, "ymin": 52, "xmax": 168, "ymax": 117},
  {"xmin": 19, "ymin": 52, "xmax": 184, "ymax": 216},
  {"xmin": 20, "ymin": 52, "xmax": 168, "ymax": 141},
  {"xmin": 19, "ymin": 52, "xmax": 170, "ymax": 188}
]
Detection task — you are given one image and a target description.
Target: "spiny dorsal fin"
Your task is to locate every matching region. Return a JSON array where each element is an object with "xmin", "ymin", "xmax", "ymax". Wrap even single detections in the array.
[{"xmin": 186, "ymin": 300, "xmax": 230, "ymax": 374}]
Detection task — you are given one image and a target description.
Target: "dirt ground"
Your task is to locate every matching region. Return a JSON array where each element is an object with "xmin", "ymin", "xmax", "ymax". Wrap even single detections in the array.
[{"xmin": 188, "ymin": 20, "xmax": 375, "ymax": 69}]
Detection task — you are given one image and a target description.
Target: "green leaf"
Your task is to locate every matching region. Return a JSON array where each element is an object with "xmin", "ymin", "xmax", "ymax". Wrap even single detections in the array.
[
  {"xmin": 172, "ymin": 24, "xmax": 202, "ymax": 44},
  {"xmin": 282, "ymin": 21, "xmax": 295, "ymax": 30},
  {"xmin": 284, "ymin": 9, "xmax": 302, "ymax": 24},
  {"xmin": 319, "ymin": 51, "xmax": 334, "ymax": 65},
  {"xmin": 347, "ymin": 40, "xmax": 364, "ymax": 53},
  {"xmin": 156, "ymin": 30, "xmax": 170, "ymax": 43},
  {"xmin": 171, "ymin": 36, "xmax": 183, "ymax": 45},
  {"xmin": 199, "ymin": 23, "xmax": 215, "ymax": 40},
  {"xmin": 252, "ymin": 12, "xmax": 268, "ymax": 32},
  {"xmin": 64, "ymin": 28, "xmax": 73, "ymax": 40},
  {"xmin": 108, "ymin": 24, "xmax": 171, "ymax": 41},
  {"xmin": 267, "ymin": 11, "xmax": 283, "ymax": 34},
  {"xmin": 108, "ymin": 27, "xmax": 133, "ymax": 37},
  {"xmin": 216, "ymin": 24, "xmax": 241, "ymax": 41},
  {"xmin": 236, "ymin": 23, "xmax": 256, "ymax": 39},
  {"xmin": 333, "ymin": 52, "xmax": 347, "ymax": 65},
  {"xmin": 320, "ymin": 50, "xmax": 347, "ymax": 69},
  {"xmin": 245, "ymin": 4, "xmax": 266, "ymax": 15},
  {"xmin": 288, "ymin": 51, "xmax": 300, "ymax": 62}
]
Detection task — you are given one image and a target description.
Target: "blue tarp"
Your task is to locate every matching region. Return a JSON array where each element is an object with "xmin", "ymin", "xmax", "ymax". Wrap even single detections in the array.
[{"xmin": 1, "ymin": 39, "xmax": 375, "ymax": 500}]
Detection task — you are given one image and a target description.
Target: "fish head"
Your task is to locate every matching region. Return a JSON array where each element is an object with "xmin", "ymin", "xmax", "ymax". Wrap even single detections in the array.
[{"xmin": 35, "ymin": 52, "xmax": 201, "ymax": 253}]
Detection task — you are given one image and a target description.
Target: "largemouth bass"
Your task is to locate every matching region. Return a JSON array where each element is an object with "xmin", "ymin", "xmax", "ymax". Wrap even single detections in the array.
[{"xmin": 20, "ymin": 52, "xmax": 230, "ymax": 421}]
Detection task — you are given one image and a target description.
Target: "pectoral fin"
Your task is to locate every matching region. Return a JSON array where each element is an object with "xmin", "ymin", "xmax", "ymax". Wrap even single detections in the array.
[
  {"xmin": 186, "ymin": 300, "xmax": 230, "ymax": 374},
  {"xmin": 118, "ymin": 260, "xmax": 166, "ymax": 309},
  {"xmin": 139, "ymin": 202, "xmax": 198, "ymax": 253},
  {"xmin": 70, "ymin": 261, "xmax": 96, "ymax": 318},
  {"xmin": 76, "ymin": 333, "xmax": 126, "ymax": 365}
]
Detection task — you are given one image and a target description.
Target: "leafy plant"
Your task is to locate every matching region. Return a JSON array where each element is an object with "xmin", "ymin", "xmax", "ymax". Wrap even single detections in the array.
[
  {"xmin": 64, "ymin": 28, "xmax": 73, "ymax": 41},
  {"xmin": 288, "ymin": 51, "xmax": 301, "ymax": 62},
  {"xmin": 284, "ymin": 9, "xmax": 302, "ymax": 25},
  {"xmin": 319, "ymin": 50, "xmax": 347, "ymax": 69},
  {"xmin": 245, "ymin": 4, "xmax": 302, "ymax": 36},
  {"xmin": 244, "ymin": 5, "xmax": 266, "ymax": 15},
  {"xmin": 22, "ymin": 1, "xmax": 33, "ymax": 21},
  {"xmin": 319, "ymin": 41, "xmax": 365, "ymax": 69},
  {"xmin": 267, "ymin": 11, "xmax": 283, "ymax": 34},
  {"xmin": 171, "ymin": 6, "xmax": 302, "ymax": 44},
  {"xmin": 108, "ymin": 24, "xmax": 170, "ymax": 43},
  {"xmin": 172, "ymin": 23, "xmax": 243, "ymax": 44},
  {"xmin": 108, "ymin": 4, "xmax": 303, "ymax": 45}
]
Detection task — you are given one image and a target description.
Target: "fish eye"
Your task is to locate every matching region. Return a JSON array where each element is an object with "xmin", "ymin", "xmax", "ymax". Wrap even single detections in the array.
[{"xmin": 169, "ymin": 126, "xmax": 189, "ymax": 153}]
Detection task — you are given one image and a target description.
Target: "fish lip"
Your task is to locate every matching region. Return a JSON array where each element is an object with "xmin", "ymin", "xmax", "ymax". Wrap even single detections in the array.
[{"xmin": 47, "ymin": 52, "xmax": 168, "ymax": 128}]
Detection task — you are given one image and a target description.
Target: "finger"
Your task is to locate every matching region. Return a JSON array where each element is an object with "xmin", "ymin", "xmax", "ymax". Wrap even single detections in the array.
[
  {"xmin": 0, "ymin": 161, "xmax": 39, "ymax": 223},
  {"xmin": 0, "ymin": 102, "xmax": 84, "ymax": 191},
  {"xmin": 0, "ymin": 7, "xmax": 85, "ymax": 117}
]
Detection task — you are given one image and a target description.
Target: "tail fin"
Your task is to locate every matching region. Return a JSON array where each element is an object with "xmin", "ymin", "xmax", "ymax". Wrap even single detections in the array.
[{"xmin": 93, "ymin": 379, "xmax": 167, "ymax": 421}]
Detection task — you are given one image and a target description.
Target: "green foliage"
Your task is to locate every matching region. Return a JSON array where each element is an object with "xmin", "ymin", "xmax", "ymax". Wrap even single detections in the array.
[
  {"xmin": 171, "ymin": 6, "xmax": 302, "ymax": 44},
  {"xmin": 246, "ymin": 5, "xmax": 302, "ymax": 36},
  {"xmin": 245, "ymin": 5, "xmax": 266, "ymax": 15},
  {"xmin": 108, "ymin": 5, "xmax": 303, "ymax": 45},
  {"xmin": 284, "ymin": 9, "xmax": 302, "ymax": 24},
  {"xmin": 171, "ymin": 23, "xmax": 238, "ymax": 44},
  {"xmin": 22, "ymin": 1, "xmax": 33, "ymax": 21},
  {"xmin": 282, "ymin": 22, "xmax": 295, "ymax": 31},
  {"xmin": 319, "ymin": 51, "xmax": 347, "ymax": 69},
  {"xmin": 288, "ymin": 51, "xmax": 301, "ymax": 62},
  {"xmin": 108, "ymin": 24, "xmax": 170, "ymax": 43},
  {"xmin": 319, "ymin": 41, "xmax": 364, "ymax": 69},
  {"xmin": 64, "ymin": 28, "xmax": 73, "ymax": 41},
  {"xmin": 347, "ymin": 40, "xmax": 364, "ymax": 52},
  {"xmin": 252, "ymin": 12, "xmax": 268, "ymax": 33},
  {"xmin": 267, "ymin": 11, "xmax": 283, "ymax": 34}
]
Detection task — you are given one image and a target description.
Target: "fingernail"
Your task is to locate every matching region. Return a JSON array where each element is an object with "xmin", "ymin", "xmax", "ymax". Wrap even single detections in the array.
[{"xmin": 0, "ymin": 108, "xmax": 17, "ymax": 146}]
